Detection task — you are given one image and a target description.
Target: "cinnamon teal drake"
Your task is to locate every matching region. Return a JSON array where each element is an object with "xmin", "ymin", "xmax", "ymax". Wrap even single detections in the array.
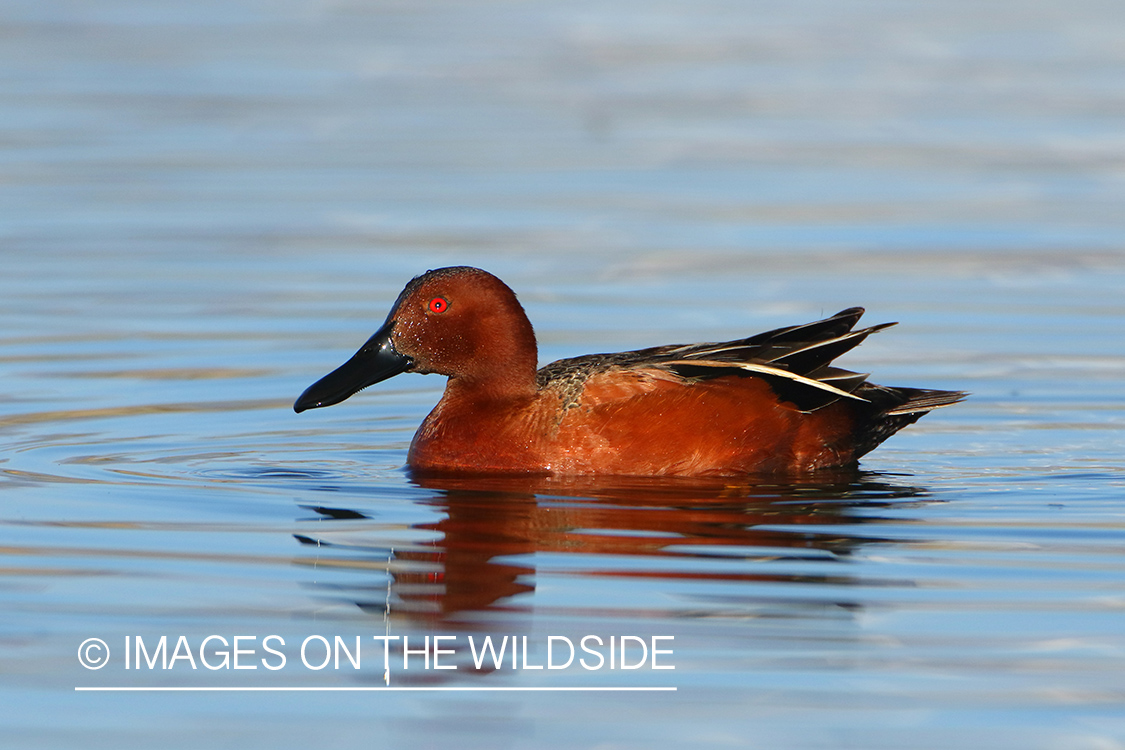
[{"xmin": 294, "ymin": 266, "xmax": 964, "ymax": 476}]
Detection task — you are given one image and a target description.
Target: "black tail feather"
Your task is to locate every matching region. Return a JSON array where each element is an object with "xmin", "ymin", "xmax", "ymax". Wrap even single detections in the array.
[{"xmin": 852, "ymin": 385, "xmax": 967, "ymax": 457}]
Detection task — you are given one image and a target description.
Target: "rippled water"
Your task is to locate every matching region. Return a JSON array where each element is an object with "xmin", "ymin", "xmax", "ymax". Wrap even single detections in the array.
[{"xmin": 3, "ymin": 1, "xmax": 1125, "ymax": 748}]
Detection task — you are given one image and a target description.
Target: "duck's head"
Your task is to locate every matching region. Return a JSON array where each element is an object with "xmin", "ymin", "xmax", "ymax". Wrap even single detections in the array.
[{"xmin": 294, "ymin": 266, "xmax": 538, "ymax": 413}]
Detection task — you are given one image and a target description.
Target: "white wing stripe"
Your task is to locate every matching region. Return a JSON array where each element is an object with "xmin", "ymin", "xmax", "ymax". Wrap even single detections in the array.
[{"xmin": 666, "ymin": 360, "xmax": 870, "ymax": 402}]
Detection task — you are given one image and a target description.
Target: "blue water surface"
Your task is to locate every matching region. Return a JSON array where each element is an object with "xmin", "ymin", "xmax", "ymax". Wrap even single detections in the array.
[{"xmin": 2, "ymin": 1, "xmax": 1124, "ymax": 748}]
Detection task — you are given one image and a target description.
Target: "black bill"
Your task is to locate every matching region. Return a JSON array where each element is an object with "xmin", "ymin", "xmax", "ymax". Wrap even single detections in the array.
[{"xmin": 293, "ymin": 320, "xmax": 411, "ymax": 413}]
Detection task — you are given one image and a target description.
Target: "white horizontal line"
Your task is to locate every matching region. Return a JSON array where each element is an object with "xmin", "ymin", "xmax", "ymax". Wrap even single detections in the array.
[{"xmin": 76, "ymin": 686, "xmax": 676, "ymax": 692}]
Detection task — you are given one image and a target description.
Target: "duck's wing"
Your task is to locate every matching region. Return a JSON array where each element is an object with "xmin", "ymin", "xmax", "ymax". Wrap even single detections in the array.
[
  {"xmin": 657, "ymin": 308, "xmax": 895, "ymax": 409},
  {"xmin": 538, "ymin": 308, "xmax": 965, "ymax": 414}
]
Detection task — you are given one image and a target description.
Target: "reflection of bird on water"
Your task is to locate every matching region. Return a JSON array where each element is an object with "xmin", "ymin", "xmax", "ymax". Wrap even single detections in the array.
[{"xmin": 293, "ymin": 471, "xmax": 929, "ymax": 626}]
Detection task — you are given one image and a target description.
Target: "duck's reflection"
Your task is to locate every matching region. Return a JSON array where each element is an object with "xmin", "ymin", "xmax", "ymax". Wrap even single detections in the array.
[{"xmin": 295, "ymin": 470, "xmax": 928, "ymax": 626}]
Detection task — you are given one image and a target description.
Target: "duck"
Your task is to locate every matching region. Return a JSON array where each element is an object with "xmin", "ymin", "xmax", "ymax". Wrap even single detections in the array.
[{"xmin": 294, "ymin": 266, "xmax": 964, "ymax": 476}]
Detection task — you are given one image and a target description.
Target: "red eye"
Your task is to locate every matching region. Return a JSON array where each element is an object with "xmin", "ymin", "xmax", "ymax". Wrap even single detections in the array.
[{"xmin": 428, "ymin": 297, "xmax": 448, "ymax": 314}]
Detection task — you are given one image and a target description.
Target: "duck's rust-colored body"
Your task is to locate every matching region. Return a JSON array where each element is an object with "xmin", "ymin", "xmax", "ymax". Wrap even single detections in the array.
[{"xmin": 295, "ymin": 266, "xmax": 964, "ymax": 476}]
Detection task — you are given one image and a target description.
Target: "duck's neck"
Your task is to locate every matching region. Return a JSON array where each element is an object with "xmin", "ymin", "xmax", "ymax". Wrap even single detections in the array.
[
  {"xmin": 444, "ymin": 357, "xmax": 539, "ymax": 405},
  {"xmin": 449, "ymin": 304, "xmax": 540, "ymax": 403}
]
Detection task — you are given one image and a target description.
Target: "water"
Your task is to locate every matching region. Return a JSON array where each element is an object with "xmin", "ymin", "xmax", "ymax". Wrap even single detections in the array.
[{"xmin": 3, "ymin": 1, "xmax": 1125, "ymax": 748}]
